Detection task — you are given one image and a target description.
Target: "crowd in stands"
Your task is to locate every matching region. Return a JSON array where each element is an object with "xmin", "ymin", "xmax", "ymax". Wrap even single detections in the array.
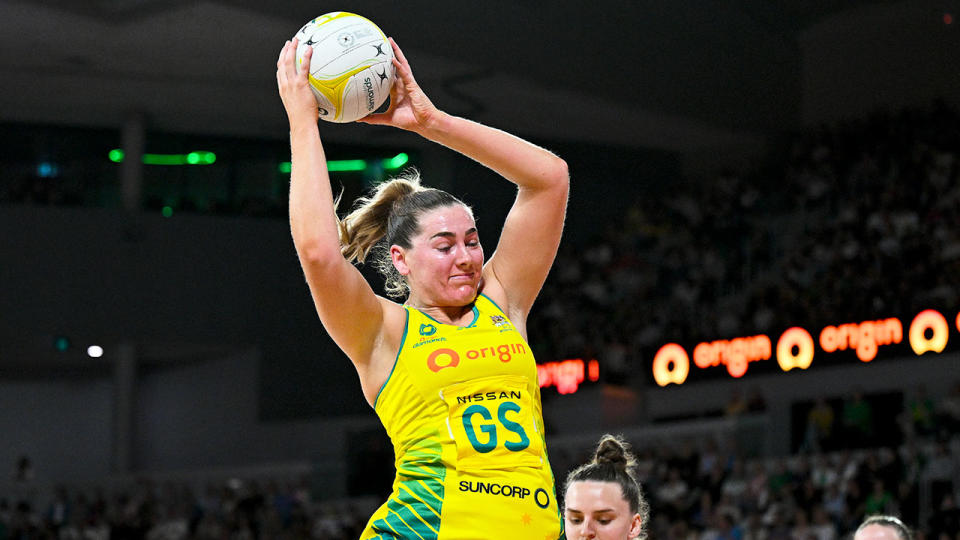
[
  {"xmin": 0, "ymin": 473, "xmax": 377, "ymax": 540},
  {"xmin": 3, "ymin": 383, "xmax": 959, "ymax": 539},
  {"xmin": 527, "ymin": 101, "xmax": 960, "ymax": 384}
]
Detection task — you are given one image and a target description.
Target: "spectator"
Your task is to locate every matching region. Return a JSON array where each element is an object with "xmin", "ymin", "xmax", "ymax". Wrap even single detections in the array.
[
  {"xmin": 791, "ymin": 509, "xmax": 814, "ymax": 540},
  {"xmin": 10, "ymin": 455, "xmax": 37, "ymax": 514},
  {"xmin": 822, "ymin": 483, "xmax": 847, "ymax": 524},
  {"xmin": 928, "ymin": 493, "xmax": 960, "ymax": 540},
  {"xmin": 726, "ymin": 390, "xmax": 749, "ymax": 418},
  {"xmin": 805, "ymin": 397, "xmax": 836, "ymax": 453},
  {"xmin": 936, "ymin": 382, "xmax": 960, "ymax": 434},
  {"xmin": 747, "ymin": 388, "xmax": 768, "ymax": 414},
  {"xmin": 810, "ymin": 506, "xmax": 838, "ymax": 540},
  {"xmin": 717, "ymin": 510, "xmax": 745, "ymax": 540},
  {"xmin": 925, "ymin": 443, "xmax": 956, "ymax": 507},
  {"xmin": 721, "ymin": 460, "xmax": 749, "ymax": 506},
  {"xmin": 658, "ymin": 468, "xmax": 692, "ymax": 520},
  {"xmin": 905, "ymin": 386, "xmax": 936, "ymax": 437},
  {"xmin": 842, "ymin": 391, "xmax": 874, "ymax": 448},
  {"xmin": 863, "ymin": 480, "xmax": 895, "ymax": 516}
]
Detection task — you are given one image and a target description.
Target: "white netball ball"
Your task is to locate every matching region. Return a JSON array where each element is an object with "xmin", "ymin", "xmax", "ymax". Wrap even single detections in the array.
[{"xmin": 294, "ymin": 12, "xmax": 395, "ymax": 123}]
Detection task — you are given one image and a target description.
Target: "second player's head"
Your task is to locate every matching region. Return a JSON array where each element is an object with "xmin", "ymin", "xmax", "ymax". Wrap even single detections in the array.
[
  {"xmin": 564, "ymin": 435, "xmax": 649, "ymax": 540},
  {"xmin": 854, "ymin": 515, "xmax": 913, "ymax": 540}
]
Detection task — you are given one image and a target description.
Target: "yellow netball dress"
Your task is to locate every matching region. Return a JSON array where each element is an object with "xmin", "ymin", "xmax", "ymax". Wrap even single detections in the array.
[{"xmin": 360, "ymin": 294, "xmax": 563, "ymax": 540}]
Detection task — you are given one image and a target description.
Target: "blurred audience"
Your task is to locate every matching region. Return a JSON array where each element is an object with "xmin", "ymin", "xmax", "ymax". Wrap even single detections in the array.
[
  {"xmin": 3, "ymin": 101, "xmax": 959, "ymax": 539},
  {"xmin": 526, "ymin": 101, "xmax": 960, "ymax": 384},
  {"xmin": 1, "ymin": 397, "xmax": 959, "ymax": 539}
]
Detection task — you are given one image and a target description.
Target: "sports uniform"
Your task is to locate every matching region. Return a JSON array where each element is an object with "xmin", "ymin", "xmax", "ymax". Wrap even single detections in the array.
[{"xmin": 361, "ymin": 294, "xmax": 562, "ymax": 540}]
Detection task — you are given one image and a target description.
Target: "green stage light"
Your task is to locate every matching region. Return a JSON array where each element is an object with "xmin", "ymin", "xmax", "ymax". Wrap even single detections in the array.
[
  {"xmin": 143, "ymin": 153, "xmax": 184, "ymax": 165},
  {"xmin": 53, "ymin": 336, "xmax": 70, "ymax": 352},
  {"xmin": 327, "ymin": 159, "xmax": 367, "ymax": 172},
  {"xmin": 109, "ymin": 149, "xmax": 216, "ymax": 166},
  {"xmin": 383, "ymin": 153, "xmax": 409, "ymax": 170},
  {"xmin": 278, "ymin": 159, "xmax": 368, "ymax": 173},
  {"xmin": 279, "ymin": 153, "xmax": 409, "ymax": 174},
  {"xmin": 186, "ymin": 151, "xmax": 216, "ymax": 165}
]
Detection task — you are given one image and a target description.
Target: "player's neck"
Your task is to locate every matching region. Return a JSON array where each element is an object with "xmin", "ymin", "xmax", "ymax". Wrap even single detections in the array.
[{"xmin": 406, "ymin": 298, "xmax": 475, "ymax": 326}]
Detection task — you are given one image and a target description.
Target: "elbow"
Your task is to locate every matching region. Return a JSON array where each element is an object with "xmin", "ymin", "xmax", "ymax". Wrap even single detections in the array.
[
  {"xmin": 549, "ymin": 157, "xmax": 570, "ymax": 195},
  {"xmin": 524, "ymin": 157, "xmax": 569, "ymax": 200},
  {"xmin": 295, "ymin": 239, "xmax": 343, "ymax": 270}
]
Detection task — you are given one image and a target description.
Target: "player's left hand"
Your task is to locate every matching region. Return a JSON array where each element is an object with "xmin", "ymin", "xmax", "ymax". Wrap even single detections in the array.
[{"xmin": 358, "ymin": 38, "xmax": 441, "ymax": 133}]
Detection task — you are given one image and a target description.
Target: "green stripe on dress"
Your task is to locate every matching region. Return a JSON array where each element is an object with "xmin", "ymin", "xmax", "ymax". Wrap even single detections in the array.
[
  {"xmin": 382, "ymin": 502, "xmax": 426, "ymax": 540},
  {"xmin": 372, "ymin": 436, "xmax": 445, "ymax": 539},
  {"xmin": 391, "ymin": 494, "xmax": 439, "ymax": 536},
  {"xmin": 399, "ymin": 482, "xmax": 442, "ymax": 518}
]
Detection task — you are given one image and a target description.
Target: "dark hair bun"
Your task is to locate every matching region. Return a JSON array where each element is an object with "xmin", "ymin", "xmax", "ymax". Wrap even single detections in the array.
[
  {"xmin": 564, "ymin": 433, "xmax": 649, "ymax": 535},
  {"xmin": 594, "ymin": 435, "xmax": 634, "ymax": 471}
]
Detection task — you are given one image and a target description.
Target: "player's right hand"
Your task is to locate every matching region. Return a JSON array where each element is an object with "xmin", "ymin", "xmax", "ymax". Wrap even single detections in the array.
[{"xmin": 276, "ymin": 39, "xmax": 320, "ymax": 127}]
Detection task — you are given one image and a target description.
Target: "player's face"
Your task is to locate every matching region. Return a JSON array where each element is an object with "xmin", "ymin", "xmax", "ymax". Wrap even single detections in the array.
[
  {"xmin": 564, "ymin": 481, "xmax": 642, "ymax": 540},
  {"xmin": 854, "ymin": 525, "xmax": 901, "ymax": 540},
  {"xmin": 395, "ymin": 204, "xmax": 483, "ymax": 306}
]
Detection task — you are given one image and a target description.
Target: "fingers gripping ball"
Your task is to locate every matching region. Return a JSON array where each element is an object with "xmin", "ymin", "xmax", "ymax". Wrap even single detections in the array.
[{"xmin": 294, "ymin": 12, "xmax": 395, "ymax": 123}]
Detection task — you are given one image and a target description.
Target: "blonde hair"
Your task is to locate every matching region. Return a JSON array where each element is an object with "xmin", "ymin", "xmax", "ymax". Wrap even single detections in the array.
[{"xmin": 338, "ymin": 169, "xmax": 468, "ymax": 299}]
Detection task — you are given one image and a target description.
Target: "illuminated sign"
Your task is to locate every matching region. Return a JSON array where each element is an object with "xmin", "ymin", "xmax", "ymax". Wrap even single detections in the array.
[
  {"xmin": 819, "ymin": 319, "xmax": 902, "ymax": 362},
  {"xmin": 537, "ymin": 358, "xmax": 599, "ymax": 394},
  {"xmin": 776, "ymin": 327, "xmax": 815, "ymax": 372},
  {"xmin": 693, "ymin": 335, "xmax": 771, "ymax": 377},
  {"xmin": 653, "ymin": 308, "xmax": 959, "ymax": 387},
  {"xmin": 910, "ymin": 310, "xmax": 948, "ymax": 355},
  {"xmin": 652, "ymin": 344, "xmax": 690, "ymax": 386}
]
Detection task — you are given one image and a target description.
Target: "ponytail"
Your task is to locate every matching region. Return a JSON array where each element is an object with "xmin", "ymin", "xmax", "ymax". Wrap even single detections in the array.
[
  {"xmin": 339, "ymin": 171, "xmax": 422, "ymax": 263},
  {"xmin": 338, "ymin": 169, "xmax": 468, "ymax": 299}
]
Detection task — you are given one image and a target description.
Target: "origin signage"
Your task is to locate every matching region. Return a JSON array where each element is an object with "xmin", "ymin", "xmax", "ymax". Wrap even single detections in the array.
[
  {"xmin": 652, "ymin": 308, "xmax": 959, "ymax": 387},
  {"xmin": 537, "ymin": 358, "xmax": 600, "ymax": 394}
]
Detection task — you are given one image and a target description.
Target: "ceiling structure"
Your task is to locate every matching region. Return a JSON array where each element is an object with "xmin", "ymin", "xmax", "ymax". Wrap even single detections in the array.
[{"xmin": 0, "ymin": 0, "xmax": 895, "ymax": 153}]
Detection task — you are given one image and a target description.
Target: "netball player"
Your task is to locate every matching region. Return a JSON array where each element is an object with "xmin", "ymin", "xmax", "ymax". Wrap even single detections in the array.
[
  {"xmin": 854, "ymin": 515, "xmax": 913, "ymax": 540},
  {"xmin": 277, "ymin": 35, "xmax": 568, "ymax": 539},
  {"xmin": 564, "ymin": 435, "xmax": 649, "ymax": 540}
]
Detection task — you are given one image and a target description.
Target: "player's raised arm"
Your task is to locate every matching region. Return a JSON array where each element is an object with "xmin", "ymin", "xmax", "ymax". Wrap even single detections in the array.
[
  {"xmin": 277, "ymin": 39, "xmax": 387, "ymax": 367},
  {"xmin": 362, "ymin": 38, "xmax": 570, "ymax": 324},
  {"xmin": 423, "ymin": 114, "xmax": 569, "ymax": 325}
]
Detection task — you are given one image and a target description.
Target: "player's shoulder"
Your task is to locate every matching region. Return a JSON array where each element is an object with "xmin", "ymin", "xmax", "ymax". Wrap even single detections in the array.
[
  {"xmin": 377, "ymin": 295, "xmax": 409, "ymax": 337},
  {"xmin": 477, "ymin": 274, "xmax": 508, "ymax": 312}
]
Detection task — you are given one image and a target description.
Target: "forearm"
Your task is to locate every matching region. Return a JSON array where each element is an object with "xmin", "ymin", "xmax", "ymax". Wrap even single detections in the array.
[
  {"xmin": 288, "ymin": 122, "xmax": 340, "ymax": 256},
  {"xmin": 418, "ymin": 111, "xmax": 568, "ymax": 191}
]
